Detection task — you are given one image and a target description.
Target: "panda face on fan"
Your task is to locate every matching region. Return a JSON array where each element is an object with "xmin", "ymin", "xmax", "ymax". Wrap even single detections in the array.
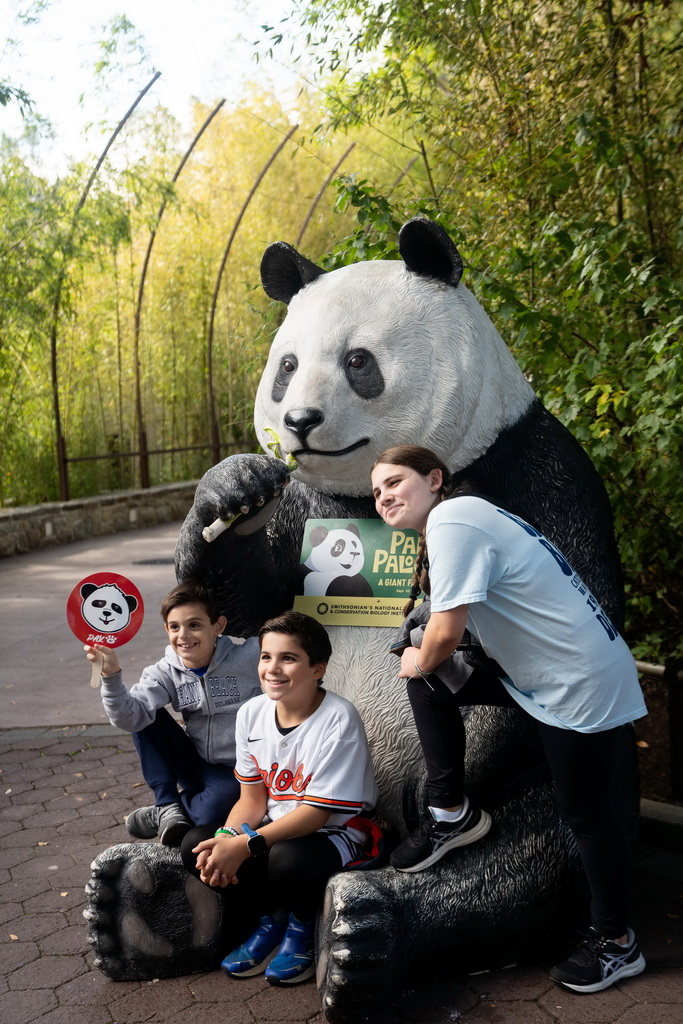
[{"xmin": 80, "ymin": 583, "xmax": 138, "ymax": 633}]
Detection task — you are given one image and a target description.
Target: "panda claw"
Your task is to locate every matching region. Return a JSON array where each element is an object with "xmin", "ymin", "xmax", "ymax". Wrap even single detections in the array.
[
  {"xmin": 89, "ymin": 854, "xmax": 124, "ymax": 880},
  {"xmin": 83, "ymin": 905, "xmax": 111, "ymax": 926}
]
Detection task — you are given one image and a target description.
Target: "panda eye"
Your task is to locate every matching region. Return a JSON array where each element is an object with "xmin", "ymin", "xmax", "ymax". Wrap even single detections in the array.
[
  {"xmin": 343, "ymin": 348, "xmax": 385, "ymax": 399},
  {"xmin": 93, "ymin": 600, "xmax": 106, "ymax": 608},
  {"xmin": 112, "ymin": 603, "xmax": 123, "ymax": 615},
  {"xmin": 272, "ymin": 353, "xmax": 297, "ymax": 403},
  {"xmin": 331, "ymin": 541, "xmax": 346, "ymax": 557}
]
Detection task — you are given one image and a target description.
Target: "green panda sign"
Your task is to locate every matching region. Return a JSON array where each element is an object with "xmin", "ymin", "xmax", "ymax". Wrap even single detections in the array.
[{"xmin": 294, "ymin": 518, "xmax": 421, "ymax": 625}]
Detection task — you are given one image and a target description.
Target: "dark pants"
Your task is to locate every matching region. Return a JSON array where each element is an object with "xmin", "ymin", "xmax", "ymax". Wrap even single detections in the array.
[
  {"xmin": 407, "ymin": 670, "xmax": 632, "ymax": 939},
  {"xmin": 133, "ymin": 708, "xmax": 240, "ymax": 827},
  {"xmin": 181, "ymin": 825, "xmax": 343, "ymax": 921}
]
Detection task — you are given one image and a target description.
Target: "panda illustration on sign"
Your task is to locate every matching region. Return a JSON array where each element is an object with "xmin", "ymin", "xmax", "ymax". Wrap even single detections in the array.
[
  {"xmin": 80, "ymin": 582, "xmax": 138, "ymax": 633},
  {"xmin": 86, "ymin": 218, "xmax": 637, "ymax": 1022},
  {"xmin": 299, "ymin": 523, "xmax": 373, "ymax": 597}
]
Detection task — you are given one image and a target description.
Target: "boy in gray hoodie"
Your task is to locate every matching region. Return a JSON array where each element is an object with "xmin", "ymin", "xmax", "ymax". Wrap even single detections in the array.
[{"xmin": 84, "ymin": 579, "xmax": 262, "ymax": 845}]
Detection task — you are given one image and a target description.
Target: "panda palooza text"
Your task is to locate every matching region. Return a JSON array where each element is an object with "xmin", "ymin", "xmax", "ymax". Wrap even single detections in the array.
[
  {"xmin": 86, "ymin": 633, "xmax": 118, "ymax": 644},
  {"xmin": 372, "ymin": 532, "xmax": 417, "ymax": 585}
]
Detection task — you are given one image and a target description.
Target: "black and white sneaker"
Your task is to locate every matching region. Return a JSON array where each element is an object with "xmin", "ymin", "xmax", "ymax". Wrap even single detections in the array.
[
  {"xmin": 126, "ymin": 803, "xmax": 193, "ymax": 846},
  {"xmin": 550, "ymin": 927, "xmax": 645, "ymax": 993},
  {"xmin": 390, "ymin": 797, "xmax": 492, "ymax": 872}
]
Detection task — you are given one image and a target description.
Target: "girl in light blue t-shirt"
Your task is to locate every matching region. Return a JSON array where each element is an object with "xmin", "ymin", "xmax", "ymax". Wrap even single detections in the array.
[{"xmin": 371, "ymin": 444, "xmax": 647, "ymax": 996}]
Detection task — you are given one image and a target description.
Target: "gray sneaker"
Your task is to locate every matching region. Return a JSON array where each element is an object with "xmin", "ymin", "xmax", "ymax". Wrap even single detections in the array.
[{"xmin": 126, "ymin": 803, "xmax": 193, "ymax": 846}]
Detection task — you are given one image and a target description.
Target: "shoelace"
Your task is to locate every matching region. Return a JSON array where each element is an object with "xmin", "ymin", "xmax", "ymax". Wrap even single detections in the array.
[{"xmin": 570, "ymin": 932, "xmax": 622, "ymax": 964}]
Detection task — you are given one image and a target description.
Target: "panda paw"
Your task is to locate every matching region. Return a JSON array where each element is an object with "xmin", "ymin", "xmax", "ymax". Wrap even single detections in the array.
[
  {"xmin": 193, "ymin": 452, "xmax": 291, "ymax": 539},
  {"xmin": 317, "ymin": 870, "xmax": 404, "ymax": 1023},
  {"xmin": 84, "ymin": 844, "xmax": 228, "ymax": 981}
]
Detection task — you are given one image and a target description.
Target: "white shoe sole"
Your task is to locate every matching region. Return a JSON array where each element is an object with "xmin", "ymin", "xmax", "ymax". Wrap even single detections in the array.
[
  {"xmin": 266, "ymin": 961, "xmax": 316, "ymax": 985},
  {"xmin": 223, "ymin": 943, "xmax": 282, "ymax": 978},
  {"xmin": 395, "ymin": 810, "xmax": 493, "ymax": 873},
  {"xmin": 558, "ymin": 953, "xmax": 646, "ymax": 993}
]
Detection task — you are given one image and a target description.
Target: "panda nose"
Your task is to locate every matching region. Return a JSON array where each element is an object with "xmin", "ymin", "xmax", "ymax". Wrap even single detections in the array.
[{"xmin": 284, "ymin": 408, "xmax": 324, "ymax": 441}]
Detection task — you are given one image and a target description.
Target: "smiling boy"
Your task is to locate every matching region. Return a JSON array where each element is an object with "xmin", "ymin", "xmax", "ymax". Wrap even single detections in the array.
[
  {"xmin": 181, "ymin": 610, "xmax": 378, "ymax": 986},
  {"xmin": 84, "ymin": 579, "xmax": 262, "ymax": 845}
]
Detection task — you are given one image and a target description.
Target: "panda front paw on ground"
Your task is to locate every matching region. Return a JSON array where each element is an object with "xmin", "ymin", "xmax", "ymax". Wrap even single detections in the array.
[
  {"xmin": 84, "ymin": 843, "xmax": 241, "ymax": 981},
  {"xmin": 315, "ymin": 783, "xmax": 586, "ymax": 1024}
]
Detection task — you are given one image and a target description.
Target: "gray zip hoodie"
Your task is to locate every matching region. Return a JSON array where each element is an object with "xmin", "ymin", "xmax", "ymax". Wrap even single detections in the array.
[{"xmin": 99, "ymin": 634, "xmax": 262, "ymax": 765}]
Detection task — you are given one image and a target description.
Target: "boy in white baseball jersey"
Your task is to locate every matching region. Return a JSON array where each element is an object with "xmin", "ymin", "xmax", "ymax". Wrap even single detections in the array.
[{"xmin": 181, "ymin": 610, "xmax": 378, "ymax": 986}]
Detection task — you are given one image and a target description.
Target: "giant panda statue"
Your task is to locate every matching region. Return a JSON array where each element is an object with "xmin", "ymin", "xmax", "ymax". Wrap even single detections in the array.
[{"xmin": 85, "ymin": 218, "xmax": 638, "ymax": 1022}]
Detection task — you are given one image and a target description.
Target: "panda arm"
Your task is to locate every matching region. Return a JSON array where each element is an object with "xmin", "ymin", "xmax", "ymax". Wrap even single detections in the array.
[
  {"xmin": 175, "ymin": 455, "xmax": 301, "ymax": 635},
  {"xmin": 176, "ymin": 463, "xmax": 378, "ymax": 635}
]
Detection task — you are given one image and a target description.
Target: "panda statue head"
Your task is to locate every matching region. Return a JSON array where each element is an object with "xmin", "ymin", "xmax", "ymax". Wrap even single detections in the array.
[
  {"xmin": 80, "ymin": 582, "xmax": 138, "ymax": 633},
  {"xmin": 255, "ymin": 218, "xmax": 534, "ymax": 496}
]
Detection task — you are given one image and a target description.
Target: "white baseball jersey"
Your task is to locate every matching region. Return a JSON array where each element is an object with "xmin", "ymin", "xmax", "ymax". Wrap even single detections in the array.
[{"xmin": 234, "ymin": 689, "xmax": 378, "ymax": 863}]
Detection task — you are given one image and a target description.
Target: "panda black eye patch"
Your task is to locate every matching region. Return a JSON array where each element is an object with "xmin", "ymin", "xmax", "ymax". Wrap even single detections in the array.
[
  {"xmin": 271, "ymin": 354, "xmax": 298, "ymax": 403},
  {"xmin": 344, "ymin": 349, "xmax": 385, "ymax": 399}
]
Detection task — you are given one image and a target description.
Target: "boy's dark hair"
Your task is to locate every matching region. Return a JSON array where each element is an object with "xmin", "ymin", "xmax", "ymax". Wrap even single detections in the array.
[
  {"xmin": 258, "ymin": 611, "xmax": 332, "ymax": 668},
  {"xmin": 160, "ymin": 580, "xmax": 224, "ymax": 625}
]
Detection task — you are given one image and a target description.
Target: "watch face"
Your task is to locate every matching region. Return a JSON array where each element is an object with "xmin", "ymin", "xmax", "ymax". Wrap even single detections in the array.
[{"xmin": 248, "ymin": 832, "xmax": 267, "ymax": 857}]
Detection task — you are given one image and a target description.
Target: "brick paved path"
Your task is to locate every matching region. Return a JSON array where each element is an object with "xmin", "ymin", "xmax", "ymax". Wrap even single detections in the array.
[{"xmin": 1, "ymin": 724, "xmax": 682, "ymax": 1024}]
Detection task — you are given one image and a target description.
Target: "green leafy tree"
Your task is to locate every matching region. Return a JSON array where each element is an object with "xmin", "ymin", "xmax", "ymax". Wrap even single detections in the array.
[{"xmin": 264, "ymin": 0, "xmax": 683, "ymax": 658}]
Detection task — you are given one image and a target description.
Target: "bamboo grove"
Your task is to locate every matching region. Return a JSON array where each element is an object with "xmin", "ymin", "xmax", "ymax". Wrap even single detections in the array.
[{"xmin": 1, "ymin": 0, "xmax": 681, "ymax": 659}]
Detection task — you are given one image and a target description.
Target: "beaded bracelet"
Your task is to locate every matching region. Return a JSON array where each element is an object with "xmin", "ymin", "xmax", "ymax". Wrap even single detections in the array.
[{"xmin": 214, "ymin": 826, "xmax": 239, "ymax": 838}]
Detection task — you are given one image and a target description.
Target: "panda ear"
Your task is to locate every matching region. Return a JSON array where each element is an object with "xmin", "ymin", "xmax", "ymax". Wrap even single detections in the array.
[
  {"xmin": 81, "ymin": 583, "xmax": 98, "ymax": 599},
  {"xmin": 125, "ymin": 595, "xmax": 138, "ymax": 613},
  {"xmin": 310, "ymin": 525, "xmax": 329, "ymax": 547},
  {"xmin": 260, "ymin": 241, "xmax": 327, "ymax": 304},
  {"xmin": 346, "ymin": 524, "xmax": 361, "ymax": 539},
  {"xmin": 398, "ymin": 218, "xmax": 464, "ymax": 287}
]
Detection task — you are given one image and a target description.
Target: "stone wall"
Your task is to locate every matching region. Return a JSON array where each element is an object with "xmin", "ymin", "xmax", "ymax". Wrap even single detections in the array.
[{"xmin": 0, "ymin": 482, "xmax": 197, "ymax": 558}]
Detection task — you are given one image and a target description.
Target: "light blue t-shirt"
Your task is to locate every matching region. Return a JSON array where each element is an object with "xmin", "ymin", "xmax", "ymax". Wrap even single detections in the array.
[{"xmin": 427, "ymin": 496, "xmax": 647, "ymax": 733}]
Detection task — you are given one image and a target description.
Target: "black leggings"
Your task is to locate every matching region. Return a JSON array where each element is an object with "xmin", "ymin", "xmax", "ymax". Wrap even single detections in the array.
[
  {"xmin": 408, "ymin": 671, "xmax": 632, "ymax": 939},
  {"xmin": 181, "ymin": 825, "xmax": 343, "ymax": 922}
]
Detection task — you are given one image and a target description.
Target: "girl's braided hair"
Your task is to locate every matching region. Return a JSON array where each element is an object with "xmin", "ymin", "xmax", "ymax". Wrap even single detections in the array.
[{"xmin": 372, "ymin": 445, "xmax": 455, "ymax": 616}]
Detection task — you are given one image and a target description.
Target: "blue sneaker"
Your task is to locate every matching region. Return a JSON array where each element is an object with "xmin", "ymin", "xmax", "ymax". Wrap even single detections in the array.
[
  {"xmin": 265, "ymin": 913, "xmax": 315, "ymax": 985},
  {"xmin": 221, "ymin": 914, "xmax": 287, "ymax": 978}
]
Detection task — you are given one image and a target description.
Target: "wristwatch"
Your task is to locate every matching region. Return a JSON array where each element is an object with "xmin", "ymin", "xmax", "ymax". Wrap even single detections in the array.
[{"xmin": 241, "ymin": 822, "xmax": 267, "ymax": 858}]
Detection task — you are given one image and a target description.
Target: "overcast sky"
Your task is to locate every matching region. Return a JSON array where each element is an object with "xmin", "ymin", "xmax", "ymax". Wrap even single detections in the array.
[{"xmin": 1, "ymin": 0, "xmax": 303, "ymax": 170}]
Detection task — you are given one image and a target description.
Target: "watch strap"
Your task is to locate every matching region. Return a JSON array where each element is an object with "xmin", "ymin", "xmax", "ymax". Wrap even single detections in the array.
[{"xmin": 241, "ymin": 822, "xmax": 267, "ymax": 857}]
